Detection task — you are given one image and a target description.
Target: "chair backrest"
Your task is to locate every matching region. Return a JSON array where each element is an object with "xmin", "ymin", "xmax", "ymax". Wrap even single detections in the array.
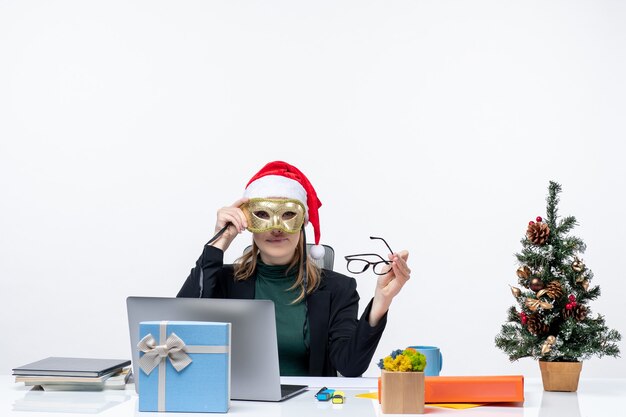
[{"xmin": 243, "ymin": 244, "xmax": 335, "ymax": 270}]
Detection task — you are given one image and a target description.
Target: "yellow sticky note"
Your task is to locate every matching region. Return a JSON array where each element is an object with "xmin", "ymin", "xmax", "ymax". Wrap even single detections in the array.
[
  {"xmin": 355, "ymin": 392, "xmax": 378, "ymax": 399},
  {"xmin": 354, "ymin": 392, "xmax": 486, "ymax": 410}
]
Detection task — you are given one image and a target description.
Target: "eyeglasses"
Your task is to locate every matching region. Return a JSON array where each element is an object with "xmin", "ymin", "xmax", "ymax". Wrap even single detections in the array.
[{"xmin": 345, "ymin": 236, "xmax": 394, "ymax": 276}]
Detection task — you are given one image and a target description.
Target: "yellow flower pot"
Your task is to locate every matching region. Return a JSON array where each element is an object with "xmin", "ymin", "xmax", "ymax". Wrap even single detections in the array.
[{"xmin": 380, "ymin": 370, "xmax": 425, "ymax": 414}]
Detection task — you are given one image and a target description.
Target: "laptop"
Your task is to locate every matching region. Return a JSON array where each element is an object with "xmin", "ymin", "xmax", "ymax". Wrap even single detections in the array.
[{"xmin": 126, "ymin": 296, "xmax": 308, "ymax": 401}]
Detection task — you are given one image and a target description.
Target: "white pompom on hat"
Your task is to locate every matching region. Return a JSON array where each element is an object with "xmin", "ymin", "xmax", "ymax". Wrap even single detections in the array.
[{"xmin": 243, "ymin": 161, "xmax": 325, "ymax": 259}]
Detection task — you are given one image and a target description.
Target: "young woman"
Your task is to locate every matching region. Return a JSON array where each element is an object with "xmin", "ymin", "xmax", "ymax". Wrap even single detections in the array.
[{"xmin": 178, "ymin": 161, "xmax": 411, "ymax": 376}]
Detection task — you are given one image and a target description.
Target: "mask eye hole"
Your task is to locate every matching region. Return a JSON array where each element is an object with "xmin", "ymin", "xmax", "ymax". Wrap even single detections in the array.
[
  {"xmin": 282, "ymin": 211, "xmax": 297, "ymax": 220},
  {"xmin": 253, "ymin": 211, "xmax": 270, "ymax": 220}
]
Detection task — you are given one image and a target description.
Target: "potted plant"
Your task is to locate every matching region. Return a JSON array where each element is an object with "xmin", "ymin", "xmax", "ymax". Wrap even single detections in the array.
[
  {"xmin": 495, "ymin": 181, "xmax": 621, "ymax": 392},
  {"xmin": 378, "ymin": 347, "xmax": 427, "ymax": 414}
]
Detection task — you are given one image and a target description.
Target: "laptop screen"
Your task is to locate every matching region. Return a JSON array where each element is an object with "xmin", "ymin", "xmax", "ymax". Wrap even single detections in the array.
[{"xmin": 126, "ymin": 296, "xmax": 304, "ymax": 401}]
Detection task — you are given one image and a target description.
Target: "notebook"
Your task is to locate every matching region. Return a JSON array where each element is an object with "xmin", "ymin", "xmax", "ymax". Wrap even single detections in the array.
[
  {"xmin": 12, "ymin": 357, "xmax": 130, "ymax": 377},
  {"xmin": 126, "ymin": 296, "xmax": 308, "ymax": 401}
]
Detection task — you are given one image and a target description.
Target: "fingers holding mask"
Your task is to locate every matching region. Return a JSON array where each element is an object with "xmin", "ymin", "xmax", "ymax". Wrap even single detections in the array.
[
  {"xmin": 217, "ymin": 198, "xmax": 249, "ymax": 233},
  {"xmin": 212, "ymin": 198, "xmax": 249, "ymax": 249}
]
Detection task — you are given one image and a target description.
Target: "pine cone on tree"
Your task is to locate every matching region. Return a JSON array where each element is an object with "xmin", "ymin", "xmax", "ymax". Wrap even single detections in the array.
[
  {"xmin": 527, "ymin": 222, "xmax": 550, "ymax": 245},
  {"xmin": 563, "ymin": 304, "xmax": 588, "ymax": 321},
  {"xmin": 575, "ymin": 305, "xmax": 588, "ymax": 321},
  {"xmin": 544, "ymin": 281, "xmax": 563, "ymax": 299},
  {"xmin": 527, "ymin": 312, "xmax": 549, "ymax": 336},
  {"xmin": 563, "ymin": 307, "xmax": 573, "ymax": 320}
]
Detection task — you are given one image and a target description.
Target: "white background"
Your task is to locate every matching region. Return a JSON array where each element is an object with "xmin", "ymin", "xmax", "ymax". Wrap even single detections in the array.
[{"xmin": 1, "ymin": 0, "xmax": 624, "ymax": 378}]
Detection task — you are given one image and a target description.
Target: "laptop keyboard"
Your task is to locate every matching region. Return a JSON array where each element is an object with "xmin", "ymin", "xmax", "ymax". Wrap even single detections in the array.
[{"xmin": 280, "ymin": 384, "xmax": 308, "ymax": 399}]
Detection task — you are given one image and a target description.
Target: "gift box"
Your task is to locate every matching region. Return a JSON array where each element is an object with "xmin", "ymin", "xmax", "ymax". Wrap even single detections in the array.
[{"xmin": 138, "ymin": 321, "xmax": 230, "ymax": 413}]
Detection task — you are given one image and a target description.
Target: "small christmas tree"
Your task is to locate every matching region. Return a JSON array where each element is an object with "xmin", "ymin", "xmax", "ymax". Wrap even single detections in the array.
[{"xmin": 495, "ymin": 181, "xmax": 621, "ymax": 362}]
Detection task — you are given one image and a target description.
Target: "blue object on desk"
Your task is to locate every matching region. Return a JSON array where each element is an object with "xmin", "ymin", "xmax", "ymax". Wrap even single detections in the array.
[
  {"xmin": 138, "ymin": 321, "xmax": 230, "ymax": 413},
  {"xmin": 315, "ymin": 387, "xmax": 336, "ymax": 401}
]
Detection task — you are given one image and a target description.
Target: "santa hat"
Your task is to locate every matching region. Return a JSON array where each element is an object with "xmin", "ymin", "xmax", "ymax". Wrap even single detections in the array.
[{"xmin": 243, "ymin": 161, "xmax": 325, "ymax": 259}]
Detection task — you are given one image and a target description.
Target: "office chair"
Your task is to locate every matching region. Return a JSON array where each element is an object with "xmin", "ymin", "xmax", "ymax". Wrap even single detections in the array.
[{"xmin": 243, "ymin": 244, "xmax": 335, "ymax": 270}]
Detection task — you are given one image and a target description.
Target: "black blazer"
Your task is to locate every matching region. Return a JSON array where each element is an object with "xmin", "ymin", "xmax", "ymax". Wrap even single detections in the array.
[{"xmin": 177, "ymin": 245, "xmax": 387, "ymax": 377}]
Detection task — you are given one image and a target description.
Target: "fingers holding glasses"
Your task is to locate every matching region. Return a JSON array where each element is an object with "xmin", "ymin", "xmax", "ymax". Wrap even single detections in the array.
[
  {"xmin": 368, "ymin": 251, "xmax": 411, "ymax": 327},
  {"xmin": 376, "ymin": 251, "xmax": 411, "ymax": 297},
  {"xmin": 389, "ymin": 250, "xmax": 411, "ymax": 281}
]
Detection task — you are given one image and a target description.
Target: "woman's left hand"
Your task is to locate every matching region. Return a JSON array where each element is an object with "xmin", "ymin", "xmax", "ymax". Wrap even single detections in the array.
[{"xmin": 369, "ymin": 250, "xmax": 411, "ymax": 326}]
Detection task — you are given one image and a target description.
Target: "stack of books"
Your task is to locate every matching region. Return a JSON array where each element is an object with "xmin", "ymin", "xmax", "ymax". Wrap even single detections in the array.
[{"xmin": 13, "ymin": 357, "xmax": 132, "ymax": 391}]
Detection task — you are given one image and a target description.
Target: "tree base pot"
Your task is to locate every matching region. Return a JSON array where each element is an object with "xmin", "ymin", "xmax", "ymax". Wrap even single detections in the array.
[{"xmin": 539, "ymin": 360, "xmax": 583, "ymax": 392}]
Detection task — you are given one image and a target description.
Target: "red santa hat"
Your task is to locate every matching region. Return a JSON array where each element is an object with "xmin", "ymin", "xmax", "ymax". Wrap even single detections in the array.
[{"xmin": 243, "ymin": 161, "xmax": 325, "ymax": 259}]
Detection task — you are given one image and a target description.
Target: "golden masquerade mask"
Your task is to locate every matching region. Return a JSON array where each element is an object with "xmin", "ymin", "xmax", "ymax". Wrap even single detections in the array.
[{"xmin": 241, "ymin": 198, "xmax": 306, "ymax": 234}]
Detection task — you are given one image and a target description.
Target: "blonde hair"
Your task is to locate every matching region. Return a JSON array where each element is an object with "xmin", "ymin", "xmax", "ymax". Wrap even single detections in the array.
[{"xmin": 233, "ymin": 230, "xmax": 321, "ymax": 303}]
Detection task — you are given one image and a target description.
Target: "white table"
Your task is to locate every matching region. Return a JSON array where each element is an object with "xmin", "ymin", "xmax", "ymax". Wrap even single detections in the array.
[{"xmin": 1, "ymin": 375, "xmax": 625, "ymax": 416}]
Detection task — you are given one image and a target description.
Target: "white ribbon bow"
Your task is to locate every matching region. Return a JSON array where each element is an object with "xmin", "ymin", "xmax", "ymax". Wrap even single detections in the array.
[{"xmin": 137, "ymin": 332, "xmax": 192, "ymax": 375}]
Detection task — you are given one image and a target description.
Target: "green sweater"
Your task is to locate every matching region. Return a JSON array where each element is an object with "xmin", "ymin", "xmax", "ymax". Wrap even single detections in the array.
[{"xmin": 254, "ymin": 262, "xmax": 309, "ymax": 375}]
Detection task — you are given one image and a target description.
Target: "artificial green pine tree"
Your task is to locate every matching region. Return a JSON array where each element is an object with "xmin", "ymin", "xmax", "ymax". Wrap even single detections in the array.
[{"xmin": 495, "ymin": 181, "xmax": 621, "ymax": 362}]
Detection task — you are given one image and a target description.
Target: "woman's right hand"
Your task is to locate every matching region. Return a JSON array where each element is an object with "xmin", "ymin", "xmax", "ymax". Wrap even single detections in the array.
[{"xmin": 209, "ymin": 197, "xmax": 249, "ymax": 251}]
